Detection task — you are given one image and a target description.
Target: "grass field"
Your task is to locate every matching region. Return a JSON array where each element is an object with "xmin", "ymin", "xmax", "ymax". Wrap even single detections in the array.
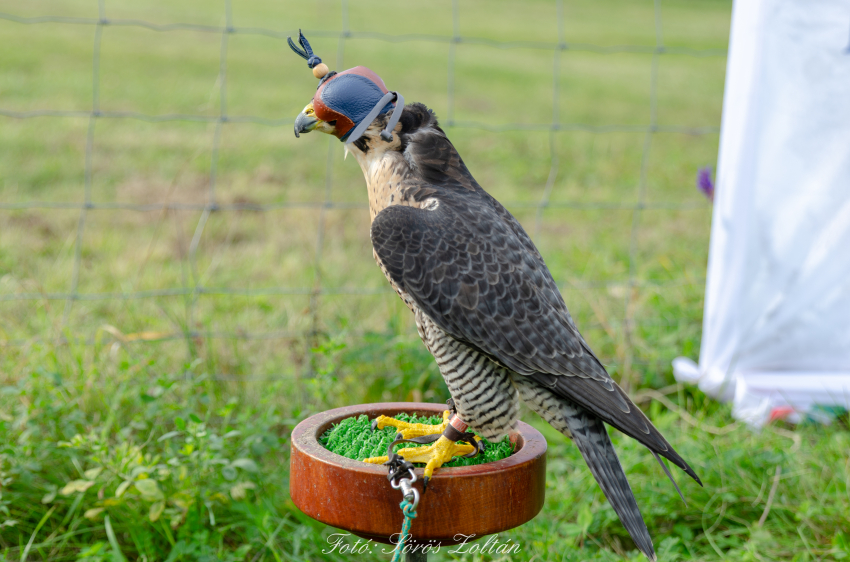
[{"xmin": 2, "ymin": 0, "xmax": 849, "ymax": 560}]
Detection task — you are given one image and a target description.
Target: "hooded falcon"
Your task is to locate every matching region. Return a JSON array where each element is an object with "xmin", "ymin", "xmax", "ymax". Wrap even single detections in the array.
[{"xmin": 289, "ymin": 31, "xmax": 701, "ymax": 561}]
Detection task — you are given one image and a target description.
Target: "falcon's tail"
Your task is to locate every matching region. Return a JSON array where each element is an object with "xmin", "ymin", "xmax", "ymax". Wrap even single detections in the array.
[{"xmin": 563, "ymin": 402, "xmax": 656, "ymax": 561}]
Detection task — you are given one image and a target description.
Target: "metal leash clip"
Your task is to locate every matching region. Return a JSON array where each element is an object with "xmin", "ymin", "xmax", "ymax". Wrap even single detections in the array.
[{"xmin": 385, "ymin": 451, "xmax": 420, "ymax": 510}]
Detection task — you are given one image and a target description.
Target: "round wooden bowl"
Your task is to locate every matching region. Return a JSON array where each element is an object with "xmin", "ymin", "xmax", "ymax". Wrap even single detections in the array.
[{"xmin": 290, "ymin": 402, "xmax": 547, "ymax": 546}]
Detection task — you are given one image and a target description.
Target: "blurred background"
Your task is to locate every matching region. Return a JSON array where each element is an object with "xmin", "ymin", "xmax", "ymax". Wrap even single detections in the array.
[
  {"xmin": 0, "ymin": 0, "xmax": 726, "ymax": 389},
  {"xmin": 2, "ymin": 1, "xmax": 847, "ymax": 561}
]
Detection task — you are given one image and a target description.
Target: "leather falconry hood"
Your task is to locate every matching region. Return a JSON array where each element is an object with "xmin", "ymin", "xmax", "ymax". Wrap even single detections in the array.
[{"xmin": 288, "ymin": 30, "xmax": 404, "ymax": 144}]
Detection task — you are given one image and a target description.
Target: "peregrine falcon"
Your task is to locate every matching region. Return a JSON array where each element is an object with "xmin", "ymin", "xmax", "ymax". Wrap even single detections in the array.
[{"xmin": 291, "ymin": 45, "xmax": 701, "ymax": 560}]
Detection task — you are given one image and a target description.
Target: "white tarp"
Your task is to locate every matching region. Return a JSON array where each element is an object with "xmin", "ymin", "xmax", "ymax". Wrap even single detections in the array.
[{"xmin": 673, "ymin": 0, "xmax": 850, "ymax": 426}]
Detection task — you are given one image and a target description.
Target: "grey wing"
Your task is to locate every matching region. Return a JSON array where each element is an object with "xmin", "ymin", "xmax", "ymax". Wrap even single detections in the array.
[{"xmin": 371, "ymin": 194, "xmax": 701, "ymax": 485}]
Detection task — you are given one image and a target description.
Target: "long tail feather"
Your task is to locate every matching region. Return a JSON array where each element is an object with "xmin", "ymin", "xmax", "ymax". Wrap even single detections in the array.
[{"xmin": 564, "ymin": 402, "xmax": 657, "ymax": 561}]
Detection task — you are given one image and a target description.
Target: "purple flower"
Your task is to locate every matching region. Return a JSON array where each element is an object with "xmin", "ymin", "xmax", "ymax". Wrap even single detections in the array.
[{"xmin": 697, "ymin": 166, "xmax": 715, "ymax": 202}]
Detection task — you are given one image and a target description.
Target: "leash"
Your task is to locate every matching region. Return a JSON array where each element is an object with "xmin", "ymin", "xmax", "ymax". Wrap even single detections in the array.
[{"xmin": 385, "ymin": 454, "xmax": 419, "ymax": 562}]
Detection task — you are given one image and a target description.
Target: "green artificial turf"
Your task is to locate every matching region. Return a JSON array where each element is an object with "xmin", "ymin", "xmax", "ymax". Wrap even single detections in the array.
[{"xmin": 319, "ymin": 413, "xmax": 515, "ymax": 467}]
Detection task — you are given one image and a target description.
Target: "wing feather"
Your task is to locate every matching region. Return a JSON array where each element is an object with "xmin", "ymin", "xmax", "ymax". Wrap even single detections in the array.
[{"xmin": 372, "ymin": 185, "xmax": 700, "ymax": 485}]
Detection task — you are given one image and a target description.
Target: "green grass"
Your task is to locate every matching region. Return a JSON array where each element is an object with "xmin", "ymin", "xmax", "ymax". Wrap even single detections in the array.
[
  {"xmin": 3, "ymin": 0, "xmax": 847, "ymax": 560},
  {"xmin": 3, "ymin": 343, "xmax": 850, "ymax": 561},
  {"xmin": 318, "ymin": 414, "xmax": 514, "ymax": 467}
]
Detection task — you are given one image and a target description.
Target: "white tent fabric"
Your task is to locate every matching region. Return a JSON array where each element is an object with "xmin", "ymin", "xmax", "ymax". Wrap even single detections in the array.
[{"xmin": 673, "ymin": 0, "xmax": 850, "ymax": 426}]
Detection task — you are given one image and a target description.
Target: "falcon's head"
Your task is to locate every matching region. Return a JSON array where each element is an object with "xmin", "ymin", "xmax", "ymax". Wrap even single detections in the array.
[
  {"xmin": 290, "ymin": 32, "xmax": 475, "ymax": 190},
  {"xmin": 293, "ymin": 65, "xmax": 446, "ymax": 170},
  {"xmin": 294, "ymin": 66, "xmax": 401, "ymax": 143}
]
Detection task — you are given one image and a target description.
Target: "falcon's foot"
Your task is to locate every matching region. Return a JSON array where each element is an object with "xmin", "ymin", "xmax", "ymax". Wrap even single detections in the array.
[
  {"xmin": 364, "ymin": 409, "xmax": 484, "ymax": 488},
  {"xmin": 364, "ymin": 435, "xmax": 480, "ymax": 486},
  {"xmin": 368, "ymin": 410, "xmax": 451, "ymax": 439},
  {"xmin": 362, "ymin": 409, "xmax": 451, "ymax": 465}
]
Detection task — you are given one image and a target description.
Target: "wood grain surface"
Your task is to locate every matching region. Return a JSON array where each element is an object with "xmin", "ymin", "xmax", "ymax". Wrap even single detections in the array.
[{"xmin": 290, "ymin": 402, "xmax": 547, "ymax": 546}]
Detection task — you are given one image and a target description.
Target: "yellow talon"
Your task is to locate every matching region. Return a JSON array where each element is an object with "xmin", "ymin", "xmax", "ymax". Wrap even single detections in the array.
[
  {"xmin": 363, "ymin": 455, "xmax": 389, "ymax": 464},
  {"xmin": 364, "ymin": 436, "xmax": 475, "ymax": 475},
  {"xmin": 372, "ymin": 410, "xmax": 450, "ymax": 439},
  {"xmin": 363, "ymin": 411, "xmax": 477, "ymax": 473},
  {"xmin": 363, "ymin": 410, "xmax": 480, "ymax": 482},
  {"xmin": 398, "ymin": 435, "xmax": 476, "ymax": 480}
]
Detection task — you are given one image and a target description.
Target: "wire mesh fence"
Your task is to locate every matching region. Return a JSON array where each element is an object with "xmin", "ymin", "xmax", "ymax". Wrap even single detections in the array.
[{"xmin": 0, "ymin": 0, "xmax": 727, "ymax": 387}]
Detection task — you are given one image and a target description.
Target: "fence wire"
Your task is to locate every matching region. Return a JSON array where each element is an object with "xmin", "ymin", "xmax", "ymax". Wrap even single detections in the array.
[{"xmin": 0, "ymin": 1, "xmax": 723, "ymax": 384}]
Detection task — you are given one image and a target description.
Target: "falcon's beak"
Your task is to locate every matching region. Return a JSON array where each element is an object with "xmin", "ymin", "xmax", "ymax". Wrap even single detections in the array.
[
  {"xmin": 294, "ymin": 103, "xmax": 319, "ymax": 138},
  {"xmin": 295, "ymin": 102, "xmax": 338, "ymax": 138}
]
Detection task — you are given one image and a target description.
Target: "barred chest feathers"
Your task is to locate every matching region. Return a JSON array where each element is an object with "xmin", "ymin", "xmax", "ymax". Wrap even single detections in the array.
[
  {"xmin": 354, "ymin": 142, "xmax": 520, "ymax": 440},
  {"xmin": 416, "ymin": 311, "xmax": 519, "ymax": 441}
]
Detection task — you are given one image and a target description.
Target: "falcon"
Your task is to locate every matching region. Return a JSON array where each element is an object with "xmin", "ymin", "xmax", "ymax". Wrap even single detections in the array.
[{"xmin": 289, "ymin": 32, "xmax": 701, "ymax": 561}]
